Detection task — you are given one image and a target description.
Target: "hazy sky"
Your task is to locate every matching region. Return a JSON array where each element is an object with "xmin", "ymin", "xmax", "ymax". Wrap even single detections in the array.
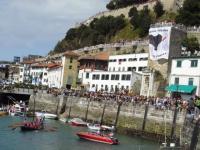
[{"xmin": 0, "ymin": 0, "xmax": 108, "ymax": 61}]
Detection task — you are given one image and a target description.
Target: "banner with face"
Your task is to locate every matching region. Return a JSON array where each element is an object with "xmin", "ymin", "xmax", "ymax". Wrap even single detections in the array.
[{"xmin": 149, "ymin": 26, "xmax": 171, "ymax": 60}]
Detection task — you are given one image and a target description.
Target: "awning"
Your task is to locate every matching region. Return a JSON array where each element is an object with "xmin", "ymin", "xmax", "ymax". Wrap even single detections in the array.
[{"xmin": 165, "ymin": 84, "xmax": 197, "ymax": 93}]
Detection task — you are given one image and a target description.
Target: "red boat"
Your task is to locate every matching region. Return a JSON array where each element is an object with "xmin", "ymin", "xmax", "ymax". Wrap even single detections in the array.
[
  {"xmin": 68, "ymin": 118, "xmax": 87, "ymax": 127},
  {"xmin": 76, "ymin": 132, "xmax": 119, "ymax": 145},
  {"xmin": 20, "ymin": 118, "xmax": 44, "ymax": 131}
]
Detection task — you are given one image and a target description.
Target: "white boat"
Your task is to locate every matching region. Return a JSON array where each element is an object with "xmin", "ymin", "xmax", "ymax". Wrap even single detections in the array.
[
  {"xmin": 35, "ymin": 112, "xmax": 57, "ymax": 119},
  {"xmin": 68, "ymin": 118, "xmax": 87, "ymax": 126},
  {"xmin": 59, "ymin": 118, "xmax": 67, "ymax": 123},
  {"xmin": 8, "ymin": 104, "xmax": 26, "ymax": 117},
  {"xmin": 87, "ymin": 123, "xmax": 101, "ymax": 131},
  {"xmin": 100, "ymin": 125, "xmax": 115, "ymax": 131}
]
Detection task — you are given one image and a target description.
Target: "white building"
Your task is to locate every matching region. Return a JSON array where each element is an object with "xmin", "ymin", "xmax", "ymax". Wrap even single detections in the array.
[
  {"xmin": 47, "ymin": 64, "xmax": 63, "ymax": 88},
  {"xmin": 88, "ymin": 71, "xmax": 141, "ymax": 92},
  {"xmin": 167, "ymin": 56, "xmax": 200, "ymax": 99},
  {"xmin": 108, "ymin": 53, "xmax": 148, "ymax": 73},
  {"xmin": 19, "ymin": 66, "xmax": 24, "ymax": 83},
  {"xmin": 81, "ymin": 53, "xmax": 148, "ymax": 92},
  {"xmin": 30, "ymin": 63, "xmax": 48, "ymax": 86}
]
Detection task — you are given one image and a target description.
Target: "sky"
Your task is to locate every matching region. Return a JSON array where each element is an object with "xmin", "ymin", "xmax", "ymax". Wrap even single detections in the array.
[{"xmin": 0, "ymin": 0, "xmax": 108, "ymax": 61}]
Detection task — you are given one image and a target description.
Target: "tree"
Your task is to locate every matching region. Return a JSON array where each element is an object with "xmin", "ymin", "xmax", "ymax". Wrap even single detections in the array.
[
  {"xmin": 128, "ymin": 6, "xmax": 138, "ymax": 18},
  {"xmin": 106, "ymin": 1, "xmax": 116, "ymax": 10},
  {"xmin": 153, "ymin": 1, "xmax": 165, "ymax": 18},
  {"xmin": 176, "ymin": 0, "xmax": 200, "ymax": 26},
  {"xmin": 130, "ymin": 6, "xmax": 153, "ymax": 37},
  {"xmin": 182, "ymin": 37, "xmax": 200, "ymax": 54}
]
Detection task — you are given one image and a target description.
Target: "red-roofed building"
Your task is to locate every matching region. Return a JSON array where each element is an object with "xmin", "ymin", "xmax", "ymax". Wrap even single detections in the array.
[{"xmin": 78, "ymin": 52, "xmax": 109, "ymax": 88}]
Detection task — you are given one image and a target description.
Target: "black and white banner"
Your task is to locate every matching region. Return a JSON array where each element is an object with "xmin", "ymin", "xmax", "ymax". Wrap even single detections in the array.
[{"xmin": 149, "ymin": 26, "xmax": 171, "ymax": 60}]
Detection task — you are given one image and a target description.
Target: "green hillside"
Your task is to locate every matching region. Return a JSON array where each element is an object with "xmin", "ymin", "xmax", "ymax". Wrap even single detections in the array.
[{"xmin": 50, "ymin": 0, "xmax": 199, "ymax": 55}]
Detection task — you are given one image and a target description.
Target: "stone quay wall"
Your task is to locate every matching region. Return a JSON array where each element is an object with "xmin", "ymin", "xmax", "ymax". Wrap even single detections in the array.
[{"xmin": 29, "ymin": 93, "xmax": 186, "ymax": 141}]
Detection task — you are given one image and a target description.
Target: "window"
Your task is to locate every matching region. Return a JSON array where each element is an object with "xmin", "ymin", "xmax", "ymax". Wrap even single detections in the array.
[
  {"xmin": 121, "ymin": 74, "xmax": 131, "ymax": 81},
  {"xmin": 122, "ymin": 67, "xmax": 125, "ymax": 71},
  {"xmin": 188, "ymin": 78, "xmax": 194, "ymax": 86},
  {"xmin": 121, "ymin": 75, "xmax": 126, "ymax": 80},
  {"xmin": 191, "ymin": 60, "xmax": 198, "ymax": 67},
  {"xmin": 139, "ymin": 57, "xmax": 148, "ymax": 61},
  {"xmin": 69, "ymin": 65, "xmax": 72, "ymax": 69},
  {"xmin": 111, "ymin": 75, "xmax": 115, "ymax": 80},
  {"xmin": 92, "ymin": 74, "xmax": 99, "ymax": 80},
  {"xmin": 138, "ymin": 67, "xmax": 145, "ymax": 71},
  {"xmin": 128, "ymin": 67, "xmax": 136, "ymax": 71},
  {"xmin": 176, "ymin": 60, "xmax": 182, "ymax": 67},
  {"xmin": 126, "ymin": 75, "xmax": 131, "ymax": 80},
  {"xmin": 44, "ymin": 73, "xmax": 47, "ymax": 76},
  {"xmin": 96, "ymin": 75, "xmax": 100, "ymax": 80},
  {"xmin": 105, "ymin": 85, "xmax": 108, "ymax": 91},
  {"xmin": 111, "ymin": 74, "xmax": 120, "ymax": 80},
  {"xmin": 132, "ymin": 67, "xmax": 136, "ymax": 71},
  {"xmin": 86, "ymin": 73, "xmax": 89, "ymax": 79},
  {"xmin": 174, "ymin": 77, "xmax": 179, "ymax": 85},
  {"xmin": 101, "ymin": 74, "xmax": 105, "ymax": 80},
  {"xmin": 105, "ymin": 75, "xmax": 109, "ymax": 80},
  {"xmin": 113, "ymin": 67, "xmax": 115, "ymax": 71},
  {"xmin": 128, "ymin": 58, "xmax": 137, "ymax": 61},
  {"xmin": 118, "ymin": 67, "xmax": 121, "ymax": 71},
  {"xmin": 92, "ymin": 74, "xmax": 95, "ymax": 80},
  {"xmin": 20, "ymin": 69, "xmax": 23, "ymax": 72},
  {"xmin": 115, "ymin": 75, "xmax": 119, "ymax": 80},
  {"xmin": 109, "ymin": 67, "xmax": 111, "ymax": 71},
  {"xmin": 70, "ymin": 57, "xmax": 73, "ymax": 63}
]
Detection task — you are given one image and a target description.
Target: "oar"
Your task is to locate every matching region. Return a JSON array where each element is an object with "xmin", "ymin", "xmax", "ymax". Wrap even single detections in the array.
[
  {"xmin": 8, "ymin": 122, "xmax": 23, "ymax": 130},
  {"xmin": 43, "ymin": 126, "xmax": 58, "ymax": 132}
]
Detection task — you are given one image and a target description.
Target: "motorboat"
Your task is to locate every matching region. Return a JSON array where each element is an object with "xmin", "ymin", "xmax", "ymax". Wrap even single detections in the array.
[
  {"xmin": 76, "ymin": 132, "xmax": 119, "ymax": 145},
  {"xmin": 8, "ymin": 104, "xmax": 26, "ymax": 117},
  {"xmin": 87, "ymin": 123, "xmax": 101, "ymax": 131},
  {"xmin": 59, "ymin": 118, "xmax": 67, "ymax": 123},
  {"xmin": 35, "ymin": 112, "xmax": 57, "ymax": 119},
  {"xmin": 68, "ymin": 118, "xmax": 87, "ymax": 127},
  {"xmin": 100, "ymin": 125, "xmax": 115, "ymax": 131}
]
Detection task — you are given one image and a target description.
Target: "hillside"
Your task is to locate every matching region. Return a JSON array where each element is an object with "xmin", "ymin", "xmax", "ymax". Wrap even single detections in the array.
[{"xmin": 50, "ymin": 0, "xmax": 199, "ymax": 55}]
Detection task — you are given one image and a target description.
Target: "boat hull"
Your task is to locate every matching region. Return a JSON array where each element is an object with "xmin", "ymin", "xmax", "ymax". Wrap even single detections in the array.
[
  {"xmin": 77, "ymin": 132, "xmax": 119, "ymax": 145},
  {"xmin": 70, "ymin": 121, "xmax": 87, "ymax": 127},
  {"xmin": 35, "ymin": 112, "xmax": 57, "ymax": 119},
  {"xmin": 21, "ymin": 126, "xmax": 40, "ymax": 131}
]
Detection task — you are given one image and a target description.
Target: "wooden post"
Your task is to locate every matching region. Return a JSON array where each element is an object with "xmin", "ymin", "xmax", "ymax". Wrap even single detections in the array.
[
  {"xmin": 170, "ymin": 106, "xmax": 178, "ymax": 142},
  {"xmin": 55, "ymin": 94, "xmax": 60, "ymax": 115},
  {"xmin": 100, "ymin": 100, "xmax": 107, "ymax": 125},
  {"xmin": 33, "ymin": 89, "xmax": 37, "ymax": 121},
  {"xmin": 68, "ymin": 96, "xmax": 72, "ymax": 119},
  {"xmin": 190, "ymin": 118, "xmax": 200, "ymax": 150},
  {"xmin": 85, "ymin": 97, "xmax": 91, "ymax": 121},
  {"xmin": 142, "ymin": 104, "xmax": 149, "ymax": 131},
  {"xmin": 114, "ymin": 101, "xmax": 122, "ymax": 128}
]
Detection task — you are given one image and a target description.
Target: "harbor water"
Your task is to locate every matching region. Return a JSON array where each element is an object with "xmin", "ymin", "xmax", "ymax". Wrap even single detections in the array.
[{"xmin": 0, "ymin": 116, "xmax": 159, "ymax": 150}]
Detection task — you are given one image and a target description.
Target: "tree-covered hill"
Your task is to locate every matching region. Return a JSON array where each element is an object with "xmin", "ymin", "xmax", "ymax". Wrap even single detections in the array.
[{"xmin": 50, "ymin": 0, "xmax": 200, "ymax": 55}]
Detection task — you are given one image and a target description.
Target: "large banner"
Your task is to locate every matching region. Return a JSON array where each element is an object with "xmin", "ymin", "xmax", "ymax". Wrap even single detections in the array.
[{"xmin": 149, "ymin": 26, "xmax": 171, "ymax": 60}]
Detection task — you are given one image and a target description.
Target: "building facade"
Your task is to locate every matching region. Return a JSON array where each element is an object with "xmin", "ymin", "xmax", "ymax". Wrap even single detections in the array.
[
  {"xmin": 108, "ymin": 53, "xmax": 148, "ymax": 73},
  {"xmin": 47, "ymin": 64, "xmax": 62, "ymax": 88},
  {"xmin": 167, "ymin": 56, "xmax": 200, "ymax": 99},
  {"xmin": 81, "ymin": 53, "xmax": 147, "ymax": 93}
]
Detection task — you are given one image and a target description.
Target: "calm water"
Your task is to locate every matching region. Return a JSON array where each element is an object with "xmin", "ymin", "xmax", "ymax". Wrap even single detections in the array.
[{"xmin": 0, "ymin": 116, "xmax": 159, "ymax": 150}]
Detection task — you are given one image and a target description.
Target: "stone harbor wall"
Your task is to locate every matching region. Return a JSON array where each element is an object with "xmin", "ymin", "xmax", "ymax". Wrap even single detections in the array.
[{"xmin": 29, "ymin": 93, "xmax": 187, "ymax": 143}]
